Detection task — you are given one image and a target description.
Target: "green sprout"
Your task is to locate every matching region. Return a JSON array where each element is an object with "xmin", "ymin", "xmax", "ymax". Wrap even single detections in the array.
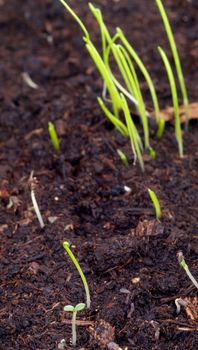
[
  {"xmin": 148, "ymin": 188, "xmax": 161, "ymax": 219},
  {"xmin": 117, "ymin": 149, "xmax": 129, "ymax": 167},
  {"xmin": 48, "ymin": 121, "xmax": 60, "ymax": 152},
  {"xmin": 63, "ymin": 303, "xmax": 85, "ymax": 347},
  {"xmin": 59, "ymin": 1, "xmax": 122, "ymax": 118},
  {"xmin": 63, "ymin": 241, "xmax": 91, "ymax": 308},
  {"xmin": 109, "ymin": 43, "xmax": 150, "ymax": 150},
  {"xmin": 156, "ymin": 119, "xmax": 166, "ymax": 139},
  {"xmin": 59, "ymin": 0, "xmax": 89, "ymax": 40},
  {"xmin": 97, "ymin": 97, "xmax": 128, "ymax": 137},
  {"xmin": 116, "ymin": 28, "xmax": 161, "ymax": 124},
  {"xmin": 120, "ymin": 94, "xmax": 144, "ymax": 171},
  {"xmin": 59, "ymin": 0, "xmax": 189, "ymax": 170},
  {"xmin": 155, "ymin": 0, "xmax": 189, "ymax": 125},
  {"xmin": 158, "ymin": 47, "xmax": 183, "ymax": 157},
  {"xmin": 177, "ymin": 251, "xmax": 198, "ymax": 289}
]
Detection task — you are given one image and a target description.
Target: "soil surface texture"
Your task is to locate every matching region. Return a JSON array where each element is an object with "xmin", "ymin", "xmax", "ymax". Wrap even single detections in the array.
[{"xmin": 0, "ymin": 0, "xmax": 198, "ymax": 349}]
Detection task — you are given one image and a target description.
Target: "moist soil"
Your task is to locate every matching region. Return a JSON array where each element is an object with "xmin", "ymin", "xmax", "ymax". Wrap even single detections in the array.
[{"xmin": 0, "ymin": 0, "xmax": 198, "ymax": 349}]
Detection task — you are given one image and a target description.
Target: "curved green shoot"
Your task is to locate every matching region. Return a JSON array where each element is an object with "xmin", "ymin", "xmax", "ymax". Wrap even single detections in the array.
[
  {"xmin": 63, "ymin": 241, "xmax": 91, "ymax": 308},
  {"xmin": 98, "ymin": 97, "xmax": 128, "ymax": 137},
  {"xmin": 48, "ymin": 122, "xmax": 60, "ymax": 152},
  {"xmin": 148, "ymin": 188, "xmax": 161, "ymax": 219},
  {"xmin": 113, "ymin": 44, "xmax": 150, "ymax": 149},
  {"xmin": 116, "ymin": 28, "xmax": 161, "ymax": 124},
  {"xmin": 88, "ymin": 3, "xmax": 107, "ymax": 60},
  {"xmin": 177, "ymin": 251, "xmax": 198, "ymax": 289},
  {"xmin": 156, "ymin": 118, "xmax": 166, "ymax": 139},
  {"xmin": 89, "ymin": 4, "xmax": 143, "ymax": 114},
  {"xmin": 117, "ymin": 149, "xmax": 129, "ymax": 167},
  {"xmin": 85, "ymin": 40, "xmax": 122, "ymax": 117},
  {"xmin": 158, "ymin": 47, "xmax": 183, "ymax": 157},
  {"xmin": 155, "ymin": 0, "xmax": 189, "ymax": 125},
  {"xmin": 59, "ymin": 1, "xmax": 121, "ymax": 117},
  {"xmin": 120, "ymin": 94, "xmax": 144, "ymax": 171},
  {"xmin": 149, "ymin": 148, "xmax": 156, "ymax": 159},
  {"xmin": 64, "ymin": 303, "xmax": 85, "ymax": 346},
  {"xmin": 58, "ymin": 0, "xmax": 89, "ymax": 40}
]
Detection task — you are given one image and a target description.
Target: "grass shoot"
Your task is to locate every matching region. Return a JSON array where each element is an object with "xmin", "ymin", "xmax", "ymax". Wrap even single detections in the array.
[
  {"xmin": 148, "ymin": 188, "xmax": 161, "ymax": 219},
  {"xmin": 63, "ymin": 303, "xmax": 85, "ymax": 346},
  {"xmin": 59, "ymin": 0, "xmax": 89, "ymax": 40},
  {"xmin": 120, "ymin": 94, "xmax": 144, "ymax": 171},
  {"xmin": 158, "ymin": 47, "xmax": 183, "ymax": 157},
  {"xmin": 177, "ymin": 251, "xmax": 198, "ymax": 289},
  {"xmin": 110, "ymin": 43, "xmax": 150, "ymax": 150},
  {"xmin": 63, "ymin": 241, "xmax": 91, "ymax": 308},
  {"xmin": 156, "ymin": 118, "xmax": 166, "ymax": 139},
  {"xmin": 59, "ymin": 0, "xmax": 189, "ymax": 170},
  {"xmin": 97, "ymin": 97, "xmax": 128, "ymax": 137},
  {"xmin": 155, "ymin": 0, "xmax": 189, "ymax": 125},
  {"xmin": 116, "ymin": 28, "xmax": 161, "ymax": 124},
  {"xmin": 48, "ymin": 121, "xmax": 60, "ymax": 152},
  {"xmin": 117, "ymin": 149, "xmax": 129, "ymax": 167}
]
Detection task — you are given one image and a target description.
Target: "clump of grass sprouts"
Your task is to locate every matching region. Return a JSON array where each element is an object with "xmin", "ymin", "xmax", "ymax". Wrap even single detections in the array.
[
  {"xmin": 59, "ymin": 0, "xmax": 189, "ymax": 167},
  {"xmin": 63, "ymin": 241, "xmax": 91, "ymax": 308},
  {"xmin": 63, "ymin": 303, "xmax": 85, "ymax": 346}
]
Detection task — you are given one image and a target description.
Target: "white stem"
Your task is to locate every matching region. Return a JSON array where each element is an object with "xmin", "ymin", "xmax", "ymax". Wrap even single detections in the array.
[
  {"xmin": 185, "ymin": 266, "xmax": 198, "ymax": 289},
  {"xmin": 31, "ymin": 190, "xmax": 45, "ymax": 228},
  {"xmin": 72, "ymin": 311, "xmax": 77, "ymax": 346}
]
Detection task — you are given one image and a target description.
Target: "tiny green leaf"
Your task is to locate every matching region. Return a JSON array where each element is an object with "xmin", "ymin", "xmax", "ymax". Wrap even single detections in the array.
[
  {"xmin": 64, "ymin": 305, "xmax": 74, "ymax": 312},
  {"xmin": 74, "ymin": 303, "xmax": 86, "ymax": 312},
  {"xmin": 117, "ymin": 149, "xmax": 129, "ymax": 167}
]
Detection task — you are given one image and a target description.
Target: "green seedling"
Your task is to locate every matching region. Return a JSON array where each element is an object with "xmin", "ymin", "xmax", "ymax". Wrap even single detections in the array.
[
  {"xmin": 120, "ymin": 94, "xmax": 144, "ymax": 171},
  {"xmin": 149, "ymin": 148, "xmax": 156, "ymax": 159},
  {"xmin": 97, "ymin": 97, "xmax": 128, "ymax": 137},
  {"xmin": 148, "ymin": 188, "xmax": 161, "ymax": 219},
  {"xmin": 63, "ymin": 241, "xmax": 91, "ymax": 308},
  {"xmin": 117, "ymin": 149, "xmax": 129, "ymax": 167},
  {"xmin": 29, "ymin": 171, "xmax": 45, "ymax": 229},
  {"xmin": 63, "ymin": 303, "xmax": 85, "ymax": 347},
  {"xmin": 156, "ymin": 118, "xmax": 166, "ymax": 139},
  {"xmin": 59, "ymin": 0, "xmax": 89, "ymax": 40},
  {"xmin": 158, "ymin": 47, "xmax": 183, "ymax": 157},
  {"xmin": 155, "ymin": 0, "xmax": 189, "ymax": 125},
  {"xmin": 48, "ymin": 121, "xmax": 60, "ymax": 152},
  {"xmin": 90, "ymin": 11, "xmax": 152, "ymax": 144},
  {"xmin": 59, "ymin": 1, "xmax": 121, "ymax": 118},
  {"xmin": 85, "ymin": 39, "xmax": 122, "ymax": 117},
  {"xmin": 116, "ymin": 28, "xmax": 161, "ymax": 124},
  {"xmin": 110, "ymin": 43, "xmax": 150, "ymax": 149},
  {"xmin": 177, "ymin": 251, "xmax": 198, "ymax": 289}
]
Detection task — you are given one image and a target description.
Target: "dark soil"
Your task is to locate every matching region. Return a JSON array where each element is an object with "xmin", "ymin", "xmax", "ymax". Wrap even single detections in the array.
[{"xmin": 0, "ymin": 0, "xmax": 198, "ymax": 349}]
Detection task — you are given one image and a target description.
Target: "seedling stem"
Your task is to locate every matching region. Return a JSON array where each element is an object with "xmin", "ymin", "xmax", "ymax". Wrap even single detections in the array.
[
  {"xmin": 177, "ymin": 251, "xmax": 198, "ymax": 289},
  {"xmin": 63, "ymin": 241, "xmax": 91, "ymax": 308}
]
